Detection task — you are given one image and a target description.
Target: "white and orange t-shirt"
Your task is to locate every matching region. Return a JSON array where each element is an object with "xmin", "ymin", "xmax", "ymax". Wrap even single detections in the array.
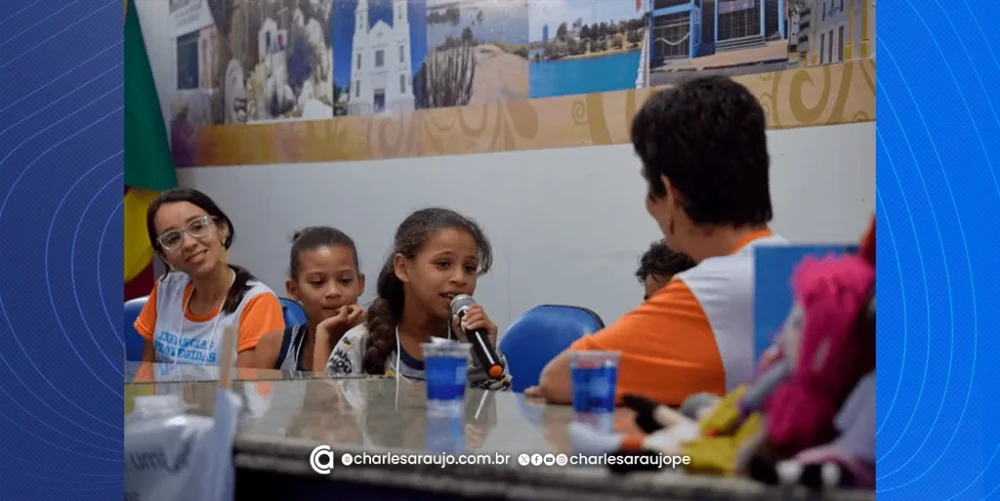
[
  {"xmin": 569, "ymin": 230, "xmax": 787, "ymax": 405},
  {"xmin": 134, "ymin": 272, "xmax": 285, "ymax": 365}
]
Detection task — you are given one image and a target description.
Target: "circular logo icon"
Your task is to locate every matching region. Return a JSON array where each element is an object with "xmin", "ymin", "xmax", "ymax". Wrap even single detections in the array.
[
  {"xmin": 543, "ymin": 454, "xmax": 555, "ymax": 466},
  {"xmin": 517, "ymin": 454, "xmax": 530, "ymax": 466},
  {"xmin": 341, "ymin": 453, "xmax": 354, "ymax": 466},
  {"xmin": 555, "ymin": 454, "xmax": 568, "ymax": 466},
  {"xmin": 530, "ymin": 454, "xmax": 543, "ymax": 466},
  {"xmin": 309, "ymin": 445, "xmax": 335, "ymax": 474}
]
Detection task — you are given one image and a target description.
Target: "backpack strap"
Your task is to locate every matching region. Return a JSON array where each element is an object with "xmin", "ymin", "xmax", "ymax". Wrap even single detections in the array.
[{"xmin": 275, "ymin": 325, "xmax": 296, "ymax": 370}]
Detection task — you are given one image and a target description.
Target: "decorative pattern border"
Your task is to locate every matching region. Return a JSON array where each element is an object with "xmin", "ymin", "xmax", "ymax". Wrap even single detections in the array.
[{"xmin": 182, "ymin": 59, "xmax": 875, "ymax": 167}]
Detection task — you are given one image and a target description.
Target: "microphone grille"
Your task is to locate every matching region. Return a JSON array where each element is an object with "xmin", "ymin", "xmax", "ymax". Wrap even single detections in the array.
[{"xmin": 450, "ymin": 294, "xmax": 476, "ymax": 315}]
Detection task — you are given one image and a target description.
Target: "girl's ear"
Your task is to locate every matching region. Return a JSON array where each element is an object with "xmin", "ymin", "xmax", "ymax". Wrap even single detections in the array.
[
  {"xmin": 285, "ymin": 278, "xmax": 299, "ymax": 301},
  {"xmin": 392, "ymin": 253, "xmax": 410, "ymax": 284},
  {"xmin": 357, "ymin": 273, "xmax": 367, "ymax": 297},
  {"xmin": 216, "ymin": 219, "xmax": 231, "ymax": 244}
]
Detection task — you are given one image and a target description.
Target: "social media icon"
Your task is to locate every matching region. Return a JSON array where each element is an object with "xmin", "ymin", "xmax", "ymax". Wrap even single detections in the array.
[
  {"xmin": 517, "ymin": 454, "xmax": 530, "ymax": 466},
  {"xmin": 543, "ymin": 454, "xmax": 555, "ymax": 466},
  {"xmin": 555, "ymin": 454, "xmax": 568, "ymax": 466},
  {"xmin": 531, "ymin": 454, "xmax": 543, "ymax": 466},
  {"xmin": 341, "ymin": 453, "xmax": 354, "ymax": 466},
  {"xmin": 309, "ymin": 445, "xmax": 335, "ymax": 474}
]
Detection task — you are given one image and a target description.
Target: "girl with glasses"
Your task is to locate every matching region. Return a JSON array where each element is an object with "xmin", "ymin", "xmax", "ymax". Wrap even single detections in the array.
[{"xmin": 133, "ymin": 188, "xmax": 285, "ymax": 367}]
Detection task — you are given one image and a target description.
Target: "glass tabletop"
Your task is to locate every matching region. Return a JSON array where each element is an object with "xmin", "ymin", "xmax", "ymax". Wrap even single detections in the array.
[
  {"xmin": 124, "ymin": 361, "xmax": 332, "ymax": 384},
  {"xmin": 123, "ymin": 378, "xmax": 875, "ymax": 501}
]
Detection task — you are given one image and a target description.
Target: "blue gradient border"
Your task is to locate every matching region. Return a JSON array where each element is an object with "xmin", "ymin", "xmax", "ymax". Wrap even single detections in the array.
[
  {"xmin": 0, "ymin": 0, "xmax": 998, "ymax": 498},
  {"xmin": 876, "ymin": 0, "xmax": 1000, "ymax": 498},
  {"xmin": 0, "ymin": 0, "xmax": 123, "ymax": 497}
]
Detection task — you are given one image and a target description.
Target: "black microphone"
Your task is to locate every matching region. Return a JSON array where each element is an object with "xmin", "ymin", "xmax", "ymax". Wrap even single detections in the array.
[{"xmin": 450, "ymin": 294, "xmax": 505, "ymax": 380}]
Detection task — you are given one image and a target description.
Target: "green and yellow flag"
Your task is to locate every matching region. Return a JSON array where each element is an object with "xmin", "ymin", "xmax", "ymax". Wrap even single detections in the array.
[{"xmin": 124, "ymin": 0, "xmax": 177, "ymax": 300}]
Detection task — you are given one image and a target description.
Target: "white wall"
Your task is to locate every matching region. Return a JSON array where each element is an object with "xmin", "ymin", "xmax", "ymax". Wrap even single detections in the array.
[{"xmin": 177, "ymin": 121, "xmax": 875, "ymax": 334}]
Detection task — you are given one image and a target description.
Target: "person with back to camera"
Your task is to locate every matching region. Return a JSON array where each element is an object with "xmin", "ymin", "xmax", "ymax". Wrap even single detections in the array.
[
  {"xmin": 254, "ymin": 227, "xmax": 366, "ymax": 372},
  {"xmin": 522, "ymin": 240, "xmax": 696, "ymax": 397},
  {"xmin": 134, "ymin": 188, "xmax": 285, "ymax": 367},
  {"xmin": 326, "ymin": 208, "xmax": 512, "ymax": 391},
  {"xmin": 535, "ymin": 76, "xmax": 788, "ymax": 406}
]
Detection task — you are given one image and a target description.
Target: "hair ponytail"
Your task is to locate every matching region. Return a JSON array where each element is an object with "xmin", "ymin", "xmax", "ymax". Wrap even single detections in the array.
[
  {"xmin": 222, "ymin": 264, "xmax": 255, "ymax": 314},
  {"xmin": 363, "ymin": 259, "xmax": 405, "ymax": 374}
]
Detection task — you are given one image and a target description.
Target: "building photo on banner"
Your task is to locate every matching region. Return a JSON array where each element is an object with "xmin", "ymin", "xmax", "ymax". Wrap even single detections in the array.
[
  {"xmin": 529, "ymin": 0, "xmax": 651, "ymax": 99},
  {"xmin": 150, "ymin": 0, "xmax": 875, "ymax": 167},
  {"xmin": 333, "ymin": 0, "xmax": 529, "ymax": 115},
  {"xmin": 646, "ymin": 0, "xmax": 873, "ymax": 86},
  {"xmin": 423, "ymin": 0, "xmax": 529, "ymax": 107},
  {"xmin": 167, "ymin": 0, "xmax": 335, "ymax": 165},
  {"xmin": 244, "ymin": 0, "xmax": 335, "ymax": 123}
]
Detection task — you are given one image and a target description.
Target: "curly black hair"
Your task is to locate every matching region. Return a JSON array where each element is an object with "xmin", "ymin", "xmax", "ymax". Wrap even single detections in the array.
[
  {"xmin": 630, "ymin": 75, "xmax": 773, "ymax": 228},
  {"xmin": 635, "ymin": 240, "xmax": 696, "ymax": 284}
]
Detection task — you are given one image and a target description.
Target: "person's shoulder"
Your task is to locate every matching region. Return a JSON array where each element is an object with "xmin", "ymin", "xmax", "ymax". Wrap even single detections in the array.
[
  {"xmin": 674, "ymin": 254, "xmax": 751, "ymax": 291},
  {"xmin": 677, "ymin": 234, "xmax": 789, "ymax": 287},
  {"xmin": 239, "ymin": 280, "xmax": 283, "ymax": 312},
  {"xmin": 158, "ymin": 271, "xmax": 191, "ymax": 287},
  {"xmin": 338, "ymin": 323, "xmax": 369, "ymax": 350},
  {"xmin": 244, "ymin": 278, "xmax": 279, "ymax": 299},
  {"xmin": 328, "ymin": 324, "xmax": 367, "ymax": 375},
  {"xmin": 156, "ymin": 272, "xmax": 191, "ymax": 299}
]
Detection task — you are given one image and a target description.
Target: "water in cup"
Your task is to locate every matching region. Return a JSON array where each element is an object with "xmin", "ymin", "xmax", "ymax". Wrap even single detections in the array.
[
  {"xmin": 422, "ymin": 341, "xmax": 471, "ymax": 415},
  {"xmin": 569, "ymin": 351, "xmax": 620, "ymax": 414}
]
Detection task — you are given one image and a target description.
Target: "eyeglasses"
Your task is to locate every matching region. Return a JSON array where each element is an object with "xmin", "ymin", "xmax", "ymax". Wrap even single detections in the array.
[{"xmin": 157, "ymin": 216, "xmax": 216, "ymax": 250}]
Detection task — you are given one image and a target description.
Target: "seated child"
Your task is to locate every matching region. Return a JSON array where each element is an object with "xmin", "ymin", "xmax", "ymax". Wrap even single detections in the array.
[
  {"xmin": 326, "ymin": 208, "xmax": 512, "ymax": 391},
  {"xmin": 255, "ymin": 227, "xmax": 365, "ymax": 372}
]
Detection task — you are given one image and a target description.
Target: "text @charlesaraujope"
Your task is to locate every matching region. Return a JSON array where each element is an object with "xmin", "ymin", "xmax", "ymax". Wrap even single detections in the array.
[{"xmin": 308, "ymin": 445, "xmax": 690, "ymax": 474}]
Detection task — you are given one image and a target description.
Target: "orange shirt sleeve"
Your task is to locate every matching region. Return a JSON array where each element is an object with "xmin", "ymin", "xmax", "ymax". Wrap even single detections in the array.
[
  {"xmin": 568, "ymin": 278, "xmax": 725, "ymax": 405},
  {"xmin": 237, "ymin": 293, "xmax": 285, "ymax": 353},
  {"xmin": 134, "ymin": 283, "xmax": 159, "ymax": 340}
]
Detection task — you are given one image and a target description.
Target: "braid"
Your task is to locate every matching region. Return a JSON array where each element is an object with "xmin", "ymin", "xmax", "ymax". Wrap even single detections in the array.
[{"xmin": 362, "ymin": 260, "xmax": 404, "ymax": 374}]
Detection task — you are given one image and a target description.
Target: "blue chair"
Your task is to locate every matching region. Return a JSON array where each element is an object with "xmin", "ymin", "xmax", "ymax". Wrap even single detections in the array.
[
  {"xmin": 499, "ymin": 305, "xmax": 605, "ymax": 393},
  {"xmin": 124, "ymin": 296, "xmax": 148, "ymax": 361},
  {"xmin": 279, "ymin": 297, "xmax": 308, "ymax": 327}
]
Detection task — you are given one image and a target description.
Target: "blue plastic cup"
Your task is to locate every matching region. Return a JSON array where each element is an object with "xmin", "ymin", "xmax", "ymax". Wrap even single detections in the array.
[
  {"xmin": 569, "ymin": 351, "xmax": 621, "ymax": 414},
  {"xmin": 422, "ymin": 341, "xmax": 471, "ymax": 415}
]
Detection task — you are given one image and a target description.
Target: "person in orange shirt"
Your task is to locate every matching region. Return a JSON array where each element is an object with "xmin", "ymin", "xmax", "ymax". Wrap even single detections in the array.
[
  {"xmin": 133, "ymin": 188, "xmax": 285, "ymax": 367},
  {"xmin": 534, "ymin": 76, "xmax": 788, "ymax": 406}
]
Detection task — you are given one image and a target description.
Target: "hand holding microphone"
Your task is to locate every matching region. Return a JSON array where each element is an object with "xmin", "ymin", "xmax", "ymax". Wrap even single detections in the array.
[{"xmin": 450, "ymin": 294, "xmax": 505, "ymax": 380}]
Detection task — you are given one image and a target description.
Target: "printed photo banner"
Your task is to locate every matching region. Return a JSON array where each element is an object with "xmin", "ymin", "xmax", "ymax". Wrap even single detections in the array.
[
  {"xmin": 176, "ymin": 57, "xmax": 874, "ymax": 167},
  {"xmin": 160, "ymin": 0, "xmax": 874, "ymax": 167}
]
